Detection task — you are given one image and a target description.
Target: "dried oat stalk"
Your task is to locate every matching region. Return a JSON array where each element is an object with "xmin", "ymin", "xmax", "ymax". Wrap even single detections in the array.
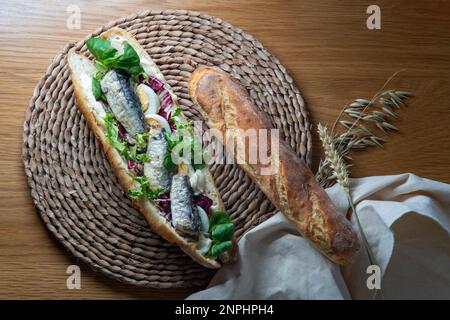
[{"xmin": 316, "ymin": 88, "xmax": 412, "ymax": 188}]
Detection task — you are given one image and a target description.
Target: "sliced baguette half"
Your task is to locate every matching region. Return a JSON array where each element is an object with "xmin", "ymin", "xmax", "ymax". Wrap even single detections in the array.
[{"xmin": 67, "ymin": 28, "xmax": 224, "ymax": 269}]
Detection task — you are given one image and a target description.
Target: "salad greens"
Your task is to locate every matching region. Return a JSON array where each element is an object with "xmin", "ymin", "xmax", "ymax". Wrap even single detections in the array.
[
  {"xmin": 128, "ymin": 176, "xmax": 163, "ymax": 201},
  {"xmin": 163, "ymin": 130, "xmax": 181, "ymax": 172},
  {"xmin": 208, "ymin": 211, "xmax": 234, "ymax": 257},
  {"xmin": 163, "ymin": 109, "xmax": 206, "ymax": 171},
  {"xmin": 103, "ymin": 113, "xmax": 149, "ymax": 164},
  {"xmin": 135, "ymin": 132, "xmax": 150, "ymax": 149}
]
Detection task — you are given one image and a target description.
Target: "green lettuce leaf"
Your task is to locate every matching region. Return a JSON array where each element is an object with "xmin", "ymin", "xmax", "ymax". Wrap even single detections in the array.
[
  {"xmin": 103, "ymin": 113, "xmax": 149, "ymax": 164},
  {"xmin": 104, "ymin": 113, "xmax": 126, "ymax": 154},
  {"xmin": 135, "ymin": 132, "xmax": 150, "ymax": 149},
  {"xmin": 128, "ymin": 176, "xmax": 163, "ymax": 201}
]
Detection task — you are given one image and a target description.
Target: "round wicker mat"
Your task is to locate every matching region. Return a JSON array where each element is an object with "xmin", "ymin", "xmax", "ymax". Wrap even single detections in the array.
[{"xmin": 22, "ymin": 10, "xmax": 312, "ymax": 288}]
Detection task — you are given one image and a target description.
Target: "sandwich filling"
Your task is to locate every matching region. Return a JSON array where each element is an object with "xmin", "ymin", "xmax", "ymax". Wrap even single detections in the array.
[{"xmin": 84, "ymin": 36, "xmax": 234, "ymax": 260}]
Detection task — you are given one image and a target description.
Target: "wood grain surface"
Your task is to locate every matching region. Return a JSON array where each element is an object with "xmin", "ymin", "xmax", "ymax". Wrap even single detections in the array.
[{"xmin": 1, "ymin": 0, "xmax": 449, "ymax": 299}]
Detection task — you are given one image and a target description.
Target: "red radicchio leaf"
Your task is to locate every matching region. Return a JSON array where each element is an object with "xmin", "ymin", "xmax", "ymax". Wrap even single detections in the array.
[
  {"xmin": 168, "ymin": 118, "xmax": 176, "ymax": 132},
  {"xmin": 156, "ymin": 193, "xmax": 171, "ymax": 221},
  {"xmin": 160, "ymin": 91, "xmax": 173, "ymax": 110},
  {"xmin": 158, "ymin": 107, "xmax": 176, "ymax": 132},
  {"xmin": 127, "ymin": 160, "xmax": 135, "ymax": 170},
  {"xmin": 148, "ymin": 76, "xmax": 164, "ymax": 92},
  {"xmin": 143, "ymin": 76, "xmax": 176, "ymax": 132},
  {"xmin": 118, "ymin": 122, "xmax": 126, "ymax": 138},
  {"xmin": 158, "ymin": 107, "xmax": 168, "ymax": 119},
  {"xmin": 194, "ymin": 194, "xmax": 213, "ymax": 216}
]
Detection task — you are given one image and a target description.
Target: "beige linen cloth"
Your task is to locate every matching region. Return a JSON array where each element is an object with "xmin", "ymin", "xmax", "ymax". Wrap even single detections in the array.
[{"xmin": 187, "ymin": 173, "xmax": 450, "ymax": 299}]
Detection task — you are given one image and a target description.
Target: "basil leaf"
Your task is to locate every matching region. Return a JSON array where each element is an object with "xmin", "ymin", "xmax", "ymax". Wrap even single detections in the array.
[
  {"xmin": 87, "ymin": 39, "xmax": 143, "ymax": 81},
  {"xmin": 86, "ymin": 37, "xmax": 117, "ymax": 61},
  {"xmin": 211, "ymin": 223, "xmax": 234, "ymax": 242},
  {"xmin": 209, "ymin": 211, "xmax": 232, "ymax": 231},
  {"xmin": 110, "ymin": 44, "xmax": 144, "ymax": 79},
  {"xmin": 92, "ymin": 77, "xmax": 102, "ymax": 100},
  {"xmin": 163, "ymin": 153, "xmax": 177, "ymax": 172},
  {"xmin": 95, "ymin": 61, "xmax": 109, "ymax": 80},
  {"xmin": 100, "ymin": 92, "xmax": 108, "ymax": 103},
  {"xmin": 117, "ymin": 44, "xmax": 141, "ymax": 66},
  {"xmin": 208, "ymin": 241, "xmax": 232, "ymax": 257}
]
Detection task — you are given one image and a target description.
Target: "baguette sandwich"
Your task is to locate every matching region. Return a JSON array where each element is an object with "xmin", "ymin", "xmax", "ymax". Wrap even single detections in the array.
[
  {"xmin": 189, "ymin": 66, "xmax": 360, "ymax": 264},
  {"xmin": 68, "ymin": 28, "xmax": 235, "ymax": 269}
]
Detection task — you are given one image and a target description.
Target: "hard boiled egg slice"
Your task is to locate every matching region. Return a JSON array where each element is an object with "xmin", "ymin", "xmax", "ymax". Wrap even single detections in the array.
[
  {"xmin": 145, "ymin": 114, "xmax": 171, "ymax": 132},
  {"xmin": 136, "ymin": 83, "xmax": 160, "ymax": 115}
]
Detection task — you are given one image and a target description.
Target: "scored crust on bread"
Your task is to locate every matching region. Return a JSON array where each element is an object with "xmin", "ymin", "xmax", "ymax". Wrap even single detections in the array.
[
  {"xmin": 67, "ymin": 28, "xmax": 225, "ymax": 269},
  {"xmin": 188, "ymin": 66, "xmax": 360, "ymax": 264}
]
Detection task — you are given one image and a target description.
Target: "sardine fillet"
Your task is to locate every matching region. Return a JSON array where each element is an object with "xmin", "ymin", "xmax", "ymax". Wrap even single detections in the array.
[
  {"xmin": 101, "ymin": 69, "xmax": 146, "ymax": 137},
  {"xmin": 170, "ymin": 174, "xmax": 200, "ymax": 237},
  {"xmin": 144, "ymin": 128, "xmax": 170, "ymax": 191}
]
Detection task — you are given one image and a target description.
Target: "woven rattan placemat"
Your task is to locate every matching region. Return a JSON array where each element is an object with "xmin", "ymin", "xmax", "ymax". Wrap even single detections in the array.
[{"xmin": 22, "ymin": 10, "xmax": 311, "ymax": 288}]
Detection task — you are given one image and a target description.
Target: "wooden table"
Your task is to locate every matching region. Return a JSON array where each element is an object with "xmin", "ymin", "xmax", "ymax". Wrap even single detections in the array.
[{"xmin": 1, "ymin": 0, "xmax": 449, "ymax": 299}]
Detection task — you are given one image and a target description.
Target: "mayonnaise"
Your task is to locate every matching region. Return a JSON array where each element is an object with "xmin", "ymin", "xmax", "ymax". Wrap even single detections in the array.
[
  {"xmin": 190, "ymin": 169, "xmax": 206, "ymax": 194},
  {"xmin": 79, "ymin": 72, "xmax": 106, "ymax": 119},
  {"xmin": 197, "ymin": 205, "xmax": 210, "ymax": 232},
  {"xmin": 197, "ymin": 233, "xmax": 212, "ymax": 255}
]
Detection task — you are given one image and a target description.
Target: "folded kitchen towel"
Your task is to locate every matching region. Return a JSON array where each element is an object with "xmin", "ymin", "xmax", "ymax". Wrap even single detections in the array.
[{"xmin": 187, "ymin": 173, "xmax": 450, "ymax": 299}]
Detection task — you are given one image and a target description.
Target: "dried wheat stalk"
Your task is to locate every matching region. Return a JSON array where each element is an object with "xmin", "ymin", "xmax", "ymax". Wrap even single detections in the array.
[
  {"xmin": 315, "ymin": 71, "xmax": 412, "ymax": 299},
  {"xmin": 318, "ymin": 123, "xmax": 385, "ymax": 299}
]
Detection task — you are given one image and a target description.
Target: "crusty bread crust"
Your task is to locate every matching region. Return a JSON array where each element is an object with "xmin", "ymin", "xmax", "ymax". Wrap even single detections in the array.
[
  {"xmin": 67, "ymin": 29, "xmax": 223, "ymax": 269},
  {"xmin": 188, "ymin": 66, "xmax": 360, "ymax": 264}
]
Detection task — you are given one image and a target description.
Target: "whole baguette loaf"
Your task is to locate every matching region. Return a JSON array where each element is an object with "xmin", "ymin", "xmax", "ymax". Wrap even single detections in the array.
[{"xmin": 188, "ymin": 66, "xmax": 360, "ymax": 264}]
